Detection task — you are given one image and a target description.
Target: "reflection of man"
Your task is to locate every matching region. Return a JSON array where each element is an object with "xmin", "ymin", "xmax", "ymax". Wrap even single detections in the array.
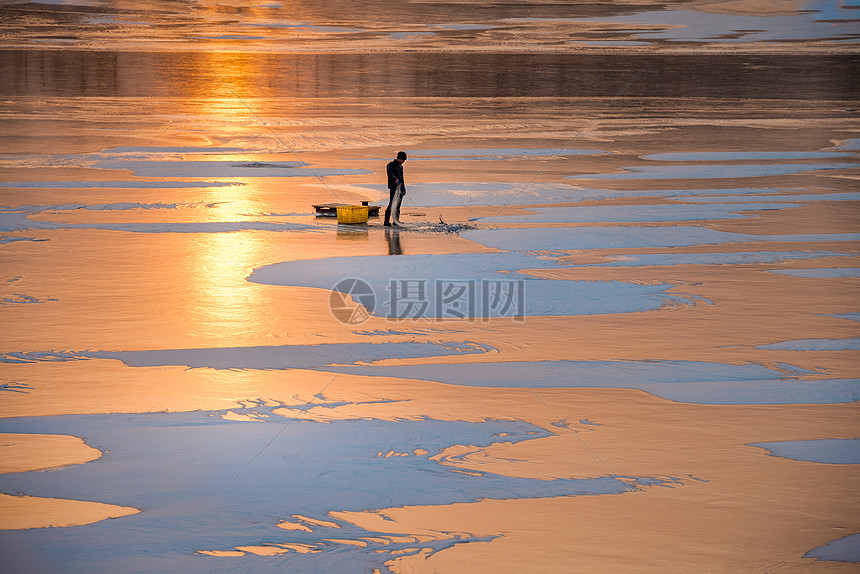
[
  {"xmin": 384, "ymin": 151, "xmax": 407, "ymax": 227},
  {"xmin": 385, "ymin": 227, "xmax": 402, "ymax": 255}
]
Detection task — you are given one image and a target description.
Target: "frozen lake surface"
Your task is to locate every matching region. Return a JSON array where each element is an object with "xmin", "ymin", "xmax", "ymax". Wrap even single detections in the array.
[{"xmin": 0, "ymin": 0, "xmax": 858, "ymax": 571}]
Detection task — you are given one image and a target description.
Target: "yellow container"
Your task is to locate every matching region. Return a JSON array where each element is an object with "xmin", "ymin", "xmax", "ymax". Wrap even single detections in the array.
[{"xmin": 336, "ymin": 205, "xmax": 369, "ymax": 224}]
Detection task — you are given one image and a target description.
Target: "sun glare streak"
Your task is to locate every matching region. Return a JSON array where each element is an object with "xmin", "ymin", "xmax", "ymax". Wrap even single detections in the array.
[{"xmin": 186, "ymin": 231, "xmax": 269, "ymax": 339}]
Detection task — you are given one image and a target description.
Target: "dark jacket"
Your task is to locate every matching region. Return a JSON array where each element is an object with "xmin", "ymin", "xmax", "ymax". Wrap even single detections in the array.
[{"xmin": 386, "ymin": 159, "xmax": 404, "ymax": 191}]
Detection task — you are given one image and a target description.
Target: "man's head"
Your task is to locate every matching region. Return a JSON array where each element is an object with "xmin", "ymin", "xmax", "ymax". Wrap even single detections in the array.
[{"xmin": 396, "ymin": 151, "xmax": 407, "ymax": 164}]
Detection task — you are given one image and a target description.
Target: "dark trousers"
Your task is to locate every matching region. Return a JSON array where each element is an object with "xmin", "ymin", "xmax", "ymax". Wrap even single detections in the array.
[{"xmin": 384, "ymin": 185, "xmax": 404, "ymax": 224}]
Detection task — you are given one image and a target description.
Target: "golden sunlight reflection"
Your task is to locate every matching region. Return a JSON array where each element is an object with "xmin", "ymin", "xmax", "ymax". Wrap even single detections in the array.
[
  {"xmin": 197, "ymin": 51, "xmax": 254, "ymax": 99},
  {"xmin": 203, "ymin": 178, "xmax": 262, "ymax": 220},
  {"xmin": 186, "ymin": 230, "xmax": 269, "ymax": 339},
  {"xmin": 174, "ymin": 50, "xmax": 281, "ymax": 121}
]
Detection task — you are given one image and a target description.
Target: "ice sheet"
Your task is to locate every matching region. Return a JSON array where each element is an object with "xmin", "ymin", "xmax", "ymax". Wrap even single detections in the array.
[
  {"xmin": 0, "ymin": 181, "xmax": 240, "ymax": 189},
  {"xmin": 766, "ymin": 268, "xmax": 860, "ymax": 278},
  {"xmin": 644, "ymin": 152, "xmax": 857, "ymax": 161},
  {"xmin": 461, "ymin": 227, "xmax": 860, "ymax": 252},
  {"xmin": 559, "ymin": 251, "xmax": 847, "ymax": 268},
  {"xmin": 804, "ymin": 533, "xmax": 860, "ymax": 562},
  {"xmin": 568, "ymin": 163, "xmax": 858, "ymax": 180},
  {"xmin": 670, "ymin": 193, "xmax": 860, "ymax": 203},
  {"xmin": 0, "ymin": 204, "xmax": 317, "ymax": 234},
  {"xmin": 0, "ymin": 405, "xmax": 662, "ymax": 573},
  {"xmin": 1, "ymin": 341, "xmax": 495, "ymax": 370},
  {"xmin": 755, "ymin": 338, "xmax": 860, "ymax": 351},
  {"xmin": 749, "ymin": 438, "xmax": 860, "ymax": 464},
  {"xmin": 309, "ymin": 360, "xmax": 859, "ymax": 405},
  {"xmin": 248, "ymin": 252, "xmax": 689, "ymax": 318},
  {"xmin": 94, "ymin": 159, "xmax": 371, "ymax": 178},
  {"xmin": 473, "ymin": 203, "xmax": 802, "ymax": 224}
]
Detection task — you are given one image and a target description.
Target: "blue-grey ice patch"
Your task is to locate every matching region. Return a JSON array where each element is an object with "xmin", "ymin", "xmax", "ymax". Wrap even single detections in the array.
[
  {"xmin": 434, "ymin": 23, "xmax": 496, "ymax": 31},
  {"xmin": 580, "ymin": 40, "xmax": 651, "ymax": 46},
  {"xmin": 361, "ymin": 182, "xmax": 585, "ymax": 207},
  {"xmin": 248, "ymin": 252, "xmax": 691, "ymax": 318},
  {"xmin": 93, "ymin": 159, "xmax": 372, "ymax": 178},
  {"xmin": 3, "ymin": 202, "xmax": 179, "ymax": 213},
  {"xmin": 246, "ymin": 21, "xmax": 364, "ymax": 33},
  {"xmin": 558, "ymin": 187, "xmax": 800, "ymax": 201},
  {"xmin": 821, "ymin": 313, "xmax": 860, "ymax": 323},
  {"xmin": 670, "ymin": 193, "xmax": 860, "ymax": 203},
  {"xmin": 0, "ymin": 381, "xmax": 30, "ymax": 393},
  {"xmin": 354, "ymin": 328, "xmax": 468, "ymax": 337},
  {"xmin": 749, "ymin": 438, "xmax": 860, "ymax": 464},
  {"xmin": 567, "ymin": 163, "xmax": 858, "ymax": 180},
  {"xmin": 562, "ymin": 251, "xmax": 847, "ymax": 268},
  {"xmin": 766, "ymin": 268, "xmax": 860, "ymax": 278},
  {"xmin": 0, "ymin": 341, "xmax": 495, "ymax": 369},
  {"xmin": 310, "ymin": 360, "xmax": 860, "ymax": 405},
  {"xmin": 473, "ymin": 203, "xmax": 801, "ymax": 224},
  {"xmin": 0, "ymin": 180, "xmax": 241, "ymax": 189},
  {"xmin": 804, "ymin": 533, "xmax": 860, "ymax": 563},
  {"xmin": 644, "ymin": 152, "xmax": 856, "ymax": 161},
  {"xmin": 390, "ymin": 31, "xmax": 436, "ymax": 38},
  {"xmin": 520, "ymin": 4, "xmax": 860, "ymax": 43},
  {"xmin": 0, "ymin": 204, "xmax": 317, "ymax": 234},
  {"xmin": 834, "ymin": 139, "xmax": 860, "ymax": 151},
  {"xmin": 461, "ymin": 226, "xmax": 860, "ymax": 252},
  {"xmin": 755, "ymin": 338, "xmax": 860, "ymax": 352},
  {"xmin": 0, "ymin": 213, "xmax": 316, "ymax": 234},
  {"xmin": 0, "ymin": 237, "xmax": 44, "ymax": 245},
  {"xmin": 1, "ymin": 293, "xmax": 57, "ymax": 304},
  {"xmin": 0, "ymin": 405, "xmax": 661, "ymax": 574},
  {"xmin": 96, "ymin": 146, "xmax": 248, "ymax": 155},
  {"xmin": 192, "ymin": 34, "xmax": 267, "ymax": 39},
  {"xmin": 408, "ymin": 148, "xmax": 608, "ymax": 158},
  {"xmin": 365, "ymin": 184, "xmax": 806, "ymax": 206}
]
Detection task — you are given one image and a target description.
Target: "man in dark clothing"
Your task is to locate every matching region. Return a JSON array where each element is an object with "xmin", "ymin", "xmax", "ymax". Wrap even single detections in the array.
[{"xmin": 384, "ymin": 151, "xmax": 407, "ymax": 226}]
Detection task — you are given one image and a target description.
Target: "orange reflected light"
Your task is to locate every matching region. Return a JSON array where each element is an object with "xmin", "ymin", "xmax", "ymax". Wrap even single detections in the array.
[{"xmin": 187, "ymin": 230, "xmax": 269, "ymax": 340}]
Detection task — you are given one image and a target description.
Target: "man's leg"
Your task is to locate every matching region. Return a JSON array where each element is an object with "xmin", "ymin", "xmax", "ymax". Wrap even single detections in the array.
[
  {"xmin": 384, "ymin": 187, "xmax": 395, "ymax": 225},
  {"xmin": 391, "ymin": 185, "xmax": 404, "ymax": 226}
]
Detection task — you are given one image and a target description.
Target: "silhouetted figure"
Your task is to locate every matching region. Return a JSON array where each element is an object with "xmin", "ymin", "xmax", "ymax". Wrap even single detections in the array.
[{"xmin": 384, "ymin": 151, "xmax": 407, "ymax": 226}]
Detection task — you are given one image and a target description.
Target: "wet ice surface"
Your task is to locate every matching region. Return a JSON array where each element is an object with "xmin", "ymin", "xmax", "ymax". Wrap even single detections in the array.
[
  {"xmin": 516, "ymin": 0, "xmax": 860, "ymax": 44},
  {"xmin": 671, "ymin": 193, "xmax": 860, "ymax": 203},
  {"xmin": 94, "ymin": 159, "xmax": 370, "ymax": 178},
  {"xmin": 310, "ymin": 360, "xmax": 860, "ymax": 405},
  {"xmin": 568, "ymin": 163, "xmax": 858, "ymax": 180},
  {"xmin": 4, "ymin": 0, "xmax": 858, "ymax": 50},
  {"xmin": 0, "ymin": 181, "xmax": 239, "ymax": 189},
  {"xmin": 1, "ymin": 341, "xmax": 496, "ymax": 369},
  {"xmin": 360, "ymin": 182, "xmax": 584, "ymax": 207},
  {"xmin": 823, "ymin": 313, "xmax": 860, "ymax": 322},
  {"xmin": 359, "ymin": 184, "xmax": 848, "ymax": 207},
  {"xmin": 0, "ymin": 404, "xmax": 661, "ymax": 573},
  {"xmin": 461, "ymin": 227, "xmax": 860, "ymax": 252},
  {"xmin": 766, "ymin": 268, "xmax": 860, "ymax": 278},
  {"xmin": 473, "ymin": 202, "xmax": 803, "ymax": 224},
  {"xmin": 404, "ymin": 148, "xmax": 609, "ymax": 159},
  {"xmin": 750, "ymin": 438, "xmax": 860, "ymax": 464},
  {"xmin": 755, "ymin": 337, "xmax": 860, "ymax": 352},
  {"xmin": 8, "ymin": 346, "xmax": 856, "ymax": 405},
  {"xmin": 0, "ymin": 203, "xmax": 318, "ymax": 235},
  {"xmin": 643, "ymin": 152, "xmax": 857, "ymax": 161},
  {"xmin": 557, "ymin": 251, "xmax": 848, "ymax": 268}
]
